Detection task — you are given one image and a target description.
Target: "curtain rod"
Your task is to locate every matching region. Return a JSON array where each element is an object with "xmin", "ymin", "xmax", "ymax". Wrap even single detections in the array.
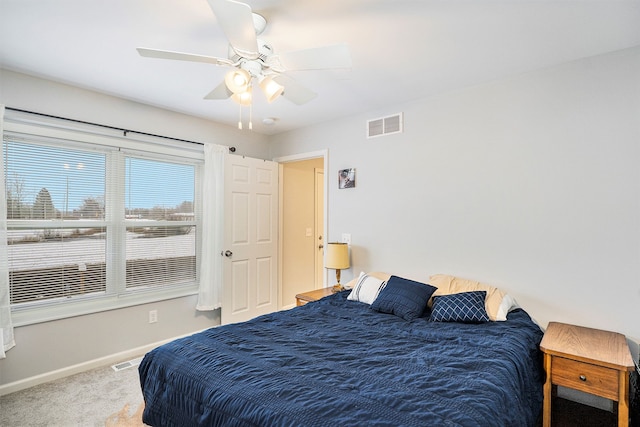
[{"xmin": 6, "ymin": 107, "xmax": 204, "ymax": 146}]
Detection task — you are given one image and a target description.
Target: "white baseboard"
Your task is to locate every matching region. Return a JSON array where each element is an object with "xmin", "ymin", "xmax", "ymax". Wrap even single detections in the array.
[{"xmin": 0, "ymin": 329, "xmax": 206, "ymax": 397}]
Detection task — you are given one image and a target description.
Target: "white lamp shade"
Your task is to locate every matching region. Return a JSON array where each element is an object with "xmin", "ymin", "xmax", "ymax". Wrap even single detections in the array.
[
  {"xmin": 225, "ymin": 69, "xmax": 251, "ymax": 94},
  {"xmin": 231, "ymin": 85, "xmax": 252, "ymax": 106},
  {"xmin": 325, "ymin": 242, "xmax": 350, "ymax": 269},
  {"xmin": 259, "ymin": 76, "xmax": 284, "ymax": 103}
]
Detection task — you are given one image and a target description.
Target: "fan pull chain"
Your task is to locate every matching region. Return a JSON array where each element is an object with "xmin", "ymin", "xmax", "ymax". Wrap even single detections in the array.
[
  {"xmin": 249, "ymin": 102, "xmax": 253, "ymax": 131},
  {"xmin": 238, "ymin": 103, "xmax": 242, "ymax": 130}
]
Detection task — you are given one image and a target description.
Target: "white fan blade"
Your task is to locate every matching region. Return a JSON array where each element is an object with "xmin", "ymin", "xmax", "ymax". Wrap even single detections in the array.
[
  {"xmin": 207, "ymin": 0, "xmax": 259, "ymax": 59},
  {"xmin": 273, "ymin": 75, "xmax": 317, "ymax": 105},
  {"xmin": 204, "ymin": 81, "xmax": 232, "ymax": 100},
  {"xmin": 137, "ymin": 48, "xmax": 234, "ymax": 67},
  {"xmin": 279, "ymin": 43, "xmax": 352, "ymax": 71}
]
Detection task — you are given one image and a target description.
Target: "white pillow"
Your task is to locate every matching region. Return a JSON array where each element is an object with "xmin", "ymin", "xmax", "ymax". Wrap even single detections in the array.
[
  {"xmin": 347, "ymin": 272, "xmax": 387, "ymax": 304},
  {"xmin": 496, "ymin": 294, "xmax": 519, "ymax": 320},
  {"xmin": 343, "ymin": 271, "xmax": 391, "ymax": 290}
]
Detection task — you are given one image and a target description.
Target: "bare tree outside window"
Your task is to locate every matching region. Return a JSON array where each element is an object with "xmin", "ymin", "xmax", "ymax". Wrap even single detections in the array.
[{"xmin": 7, "ymin": 173, "xmax": 27, "ymax": 219}]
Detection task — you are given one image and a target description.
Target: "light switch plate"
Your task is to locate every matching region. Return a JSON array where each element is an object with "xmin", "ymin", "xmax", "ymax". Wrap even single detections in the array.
[{"xmin": 341, "ymin": 233, "xmax": 351, "ymax": 245}]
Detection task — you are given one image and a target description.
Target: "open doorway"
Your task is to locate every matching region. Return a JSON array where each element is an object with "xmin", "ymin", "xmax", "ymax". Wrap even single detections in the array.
[{"xmin": 276, "ymin": 151, "xmax": 327, "ymax": 309}]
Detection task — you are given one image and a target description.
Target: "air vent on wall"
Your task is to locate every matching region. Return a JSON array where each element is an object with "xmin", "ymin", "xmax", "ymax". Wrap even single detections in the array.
[
  {"xmin": 367, "ymin": 113, "xmax": 403, "ymax": 138},
  {"xmin": 111, "ymin": 356, "xmax": 143, "ymax": 372}
]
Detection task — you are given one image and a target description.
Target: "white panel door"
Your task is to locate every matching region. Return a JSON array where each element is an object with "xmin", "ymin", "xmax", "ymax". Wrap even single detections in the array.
[{"xmin": 221, "ymin": 154, "xmax": 278, "ymax": 325}]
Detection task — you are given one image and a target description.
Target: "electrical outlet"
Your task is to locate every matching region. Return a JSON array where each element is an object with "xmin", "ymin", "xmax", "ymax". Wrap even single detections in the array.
[
  {"xmin": 149, "ymin": 310, "xmax": 158, "ymax": 324},
  {"xmin": 341, "ymin": 233, "xmax": 351, "ymax": 245}
]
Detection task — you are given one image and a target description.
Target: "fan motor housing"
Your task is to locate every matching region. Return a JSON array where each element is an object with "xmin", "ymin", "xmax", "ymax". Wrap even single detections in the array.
[{"xmin": 228, "ymin": 39, "xmax": 273, "ymax": 63}]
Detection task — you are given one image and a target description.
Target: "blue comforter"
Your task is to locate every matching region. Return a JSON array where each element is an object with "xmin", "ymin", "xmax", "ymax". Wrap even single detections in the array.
[{"xmin": 139, "ymin": 291, "xmax": 544, "ymax": 426}]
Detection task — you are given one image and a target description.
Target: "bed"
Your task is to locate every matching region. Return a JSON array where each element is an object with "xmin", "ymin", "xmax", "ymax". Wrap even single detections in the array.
[{"xmin": 139, "ymin": 273, "xmax": 544, "ymax": 426}]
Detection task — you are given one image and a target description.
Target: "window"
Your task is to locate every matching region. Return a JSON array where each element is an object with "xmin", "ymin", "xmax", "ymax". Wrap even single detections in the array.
[
  {"xmin": 5, "ymin": 140, "xmax": 108, "ymax": 305},
  {"xmin": 3, "ymin": 124, "xmax": 202, "ymax": 323},
  {"xmin": 124, "ymin": 157, "xmax": 197, "ymax": 291}
]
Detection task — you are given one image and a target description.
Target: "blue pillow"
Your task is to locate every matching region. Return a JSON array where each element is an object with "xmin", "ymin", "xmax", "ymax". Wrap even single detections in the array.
[
  {"xmin": 370, "ymin": 275, "xmax": 437, "ymax": 321},
  {"xmin": 430, "ymin": 291, "xmax": 490, "ymax": 323}
]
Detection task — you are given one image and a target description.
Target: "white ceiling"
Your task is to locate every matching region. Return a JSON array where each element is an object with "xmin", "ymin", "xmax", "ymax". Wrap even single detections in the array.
[{"xmin": 1, "ymin": 0, "xmax": 640, "ymax": 135}]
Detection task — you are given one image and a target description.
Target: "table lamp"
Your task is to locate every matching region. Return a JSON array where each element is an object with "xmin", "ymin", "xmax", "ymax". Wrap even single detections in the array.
[{"xmin": 325, "ymin": 242, "xmax": 350, "ymax": 293}]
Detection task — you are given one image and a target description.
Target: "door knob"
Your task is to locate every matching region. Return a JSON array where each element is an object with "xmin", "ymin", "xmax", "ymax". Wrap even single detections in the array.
[
  {"xmin": 224, "ymin": 250, "xmax": 233, "ymax": 258},
  {"xmin": 318, "ymin": 244, "xmax": 324, "ymax": 249}
]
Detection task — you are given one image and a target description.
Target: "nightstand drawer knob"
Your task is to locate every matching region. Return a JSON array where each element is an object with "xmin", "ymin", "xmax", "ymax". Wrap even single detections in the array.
[{"xmin": 579, "ymin": 375, "xmax": 587, "ymax": 381}]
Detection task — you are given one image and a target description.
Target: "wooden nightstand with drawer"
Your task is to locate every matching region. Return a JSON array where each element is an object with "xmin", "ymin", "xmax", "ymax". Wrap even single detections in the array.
[
  {"xmin": 295, "ymin": 287, "xmax": 334, "ymax": 306},
  {"xmin": 540, "ymin": 322, "xmax": 635, "ymax": 427}
]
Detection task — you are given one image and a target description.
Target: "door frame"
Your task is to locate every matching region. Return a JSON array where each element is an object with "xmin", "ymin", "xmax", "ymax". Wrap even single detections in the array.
[
  {"xmin": 314, "ymin": 167, "xmax": 324, "ymax": 290},
  {"xmin": 274, "ymin": 149, "xmax": 328, "ymax": 309}
]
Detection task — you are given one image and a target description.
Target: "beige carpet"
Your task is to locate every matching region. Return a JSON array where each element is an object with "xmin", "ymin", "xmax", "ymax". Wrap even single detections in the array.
[
  {"xmin": 105, "ymin": 402, "xmax": 146, "ymax": 426},
  {"xmin": 0, "ymin": 358, "xmax": 147, "ymax": 426}
]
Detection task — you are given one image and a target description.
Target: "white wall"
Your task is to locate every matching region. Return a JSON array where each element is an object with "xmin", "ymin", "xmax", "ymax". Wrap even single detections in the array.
[
  {"xmin": 0, "ymin": 69, "xmax": 270, "ymax": 158},
  {"xmin": 1, "ymin": 45, "xmax": 639, "ymax": 390},
  {"xmin": 270, "ymin": 47, "xmax": 640, "ymax": 360},
  {"xmin": 0, "ymin": 69, "xmax": 269, "ymax": 390}
]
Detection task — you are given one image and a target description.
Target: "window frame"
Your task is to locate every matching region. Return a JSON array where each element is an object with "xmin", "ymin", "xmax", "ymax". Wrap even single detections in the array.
[{"xmin": 3, "ymin": 117, "xmax": 204, "ymax": 327}]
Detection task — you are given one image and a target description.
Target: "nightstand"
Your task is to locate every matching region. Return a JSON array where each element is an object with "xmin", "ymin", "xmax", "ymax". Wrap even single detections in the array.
[
  {"xmin": 295, "ymin": 287, "xmax": 334, "ymax": 306},
  {"xmin": 540, "ymin": 322, "xmax": 635, "ymax": 427}
]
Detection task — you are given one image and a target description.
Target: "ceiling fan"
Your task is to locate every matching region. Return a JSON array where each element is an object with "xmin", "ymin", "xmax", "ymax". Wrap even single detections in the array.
[{"xmin": 137, "ymin": 0, "xmax": 352, "ymax": 107}]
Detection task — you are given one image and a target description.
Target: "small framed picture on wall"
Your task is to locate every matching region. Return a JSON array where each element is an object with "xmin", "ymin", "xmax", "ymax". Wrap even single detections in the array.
[{"xmin": 338, "ymin": 168, "xmax": 356, "ymax": 189}]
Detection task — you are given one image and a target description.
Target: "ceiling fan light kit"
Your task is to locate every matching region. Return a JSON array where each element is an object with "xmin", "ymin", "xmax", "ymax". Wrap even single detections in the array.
[
  {"xmin": 136, "ymin": 0, "xmax": 352, "ymax": 128},
  {"xmin": 259, "ymin": 75, "xmax": 284, "ymax": 103},
  {"xmin": 231, "ymin": 85, "xmax": 252, "ymax": 106},
  {"xmin": 225, "ymin": 69, "xmax": 251, "ymax": 94}
]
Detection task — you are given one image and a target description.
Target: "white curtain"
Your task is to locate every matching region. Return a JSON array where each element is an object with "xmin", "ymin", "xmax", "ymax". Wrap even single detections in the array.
[
  {"xmin": 0, "ymin": 105, "xmax": 16, "ymax": 358},
  {"xmin": 196, "ymin": 143, "xmax": 226, "ymax": 311}
]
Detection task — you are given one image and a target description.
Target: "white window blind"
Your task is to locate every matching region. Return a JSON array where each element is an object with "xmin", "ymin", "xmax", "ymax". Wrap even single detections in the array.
[
  {"xmin": 3, "ymin": 128, "xmax": 201, "ymax": 315},
  {"xmin": 4, "ymin": 139, "xmax": 108, "ymax": 304},
  {"xmin": 5, "ymin": 139, "xmax": 106, "ymax": 220},
  {"xmin": 124, "ymin": 156, "xmax": 196, "ymax": 291}
]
